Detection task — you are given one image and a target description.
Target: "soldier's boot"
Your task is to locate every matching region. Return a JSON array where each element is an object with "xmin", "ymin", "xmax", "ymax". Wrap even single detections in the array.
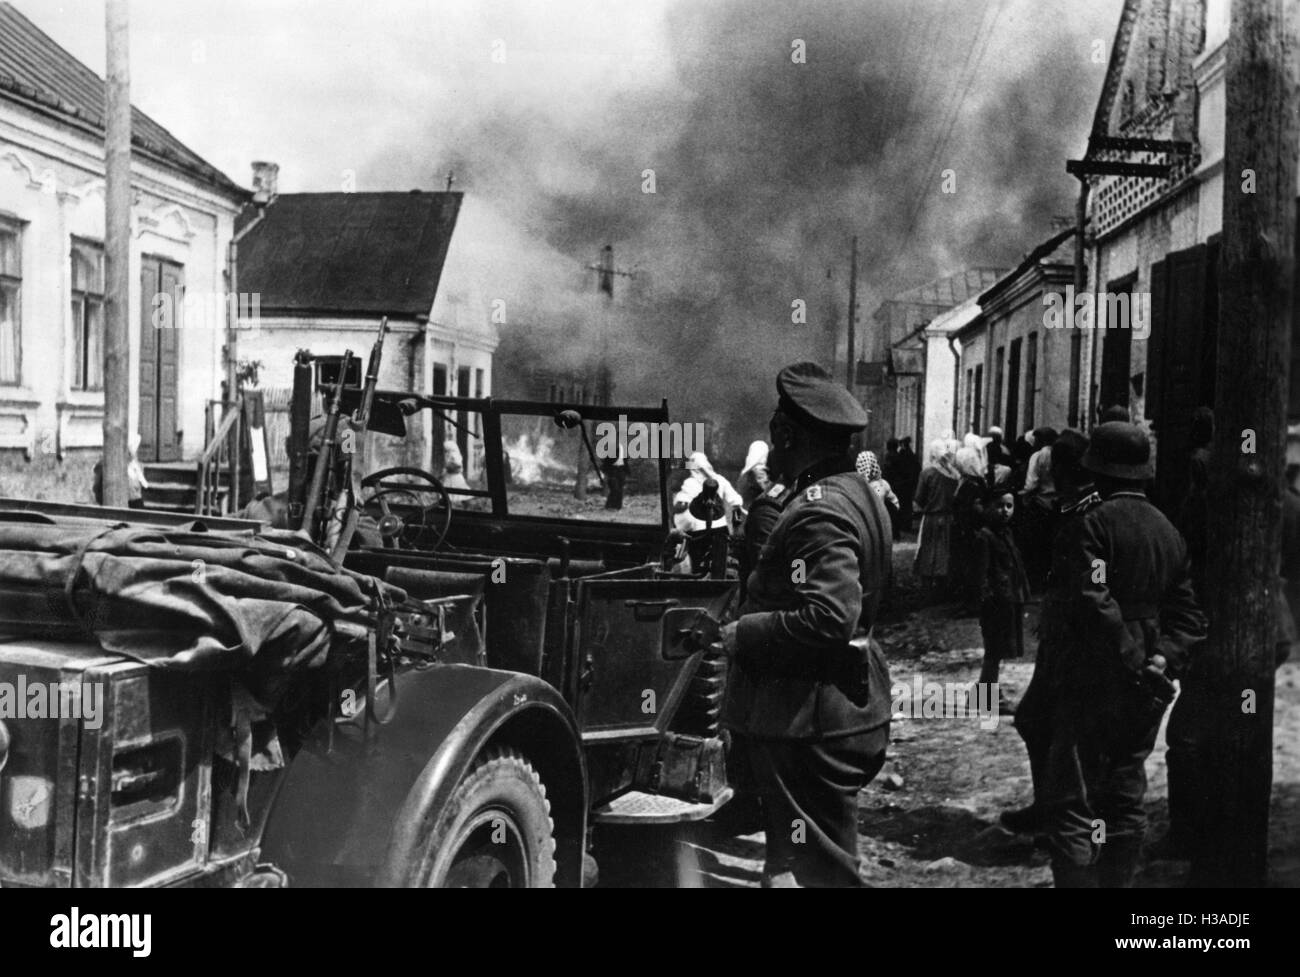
[
  {"xmin": 1097, "ymin": 837, "xmax": 1143, "ymax": 888},
  {"xmin": 1000, "ymin": 803, "xmax": 1045, "ymax": 834},
  {"xmin": 1051, "ymin": 858, "xmax": 1099, "ymax": 888}
]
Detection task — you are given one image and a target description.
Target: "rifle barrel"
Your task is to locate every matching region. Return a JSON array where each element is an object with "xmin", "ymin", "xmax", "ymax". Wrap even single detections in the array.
[
  {"xmin": 300, "ymin": 349, "xmax": 354, "ymax": 541},
  {"xmin": 355, "ymin": 316, "xmax": 389, "ymax": 428}
]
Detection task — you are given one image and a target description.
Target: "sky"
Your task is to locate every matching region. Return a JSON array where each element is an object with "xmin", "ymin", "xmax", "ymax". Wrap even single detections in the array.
[{"xmin": 14, "ymin": 0, "xmax": 1125, "ymax": 456}]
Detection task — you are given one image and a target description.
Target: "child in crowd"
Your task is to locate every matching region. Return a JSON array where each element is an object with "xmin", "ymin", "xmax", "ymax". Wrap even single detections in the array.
[{"xmin": 973, "ymin": 487, "xmax": 1030, "ymax": 713}]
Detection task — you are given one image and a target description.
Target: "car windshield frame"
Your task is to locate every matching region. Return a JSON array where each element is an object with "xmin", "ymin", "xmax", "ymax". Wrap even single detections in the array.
[{"xmin": 362, "ymin": 391, "xmax": 672, "ymax": 531}]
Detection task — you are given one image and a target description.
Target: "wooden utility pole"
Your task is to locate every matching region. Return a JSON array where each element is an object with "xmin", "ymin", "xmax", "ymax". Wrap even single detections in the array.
[
  {"xmin": 576, "ymin": 245, "xmax": 632, "ymax": 499},
  {"xmin": 1196, "ymin": 0, "xmax": 1298, "ymax": 887},
  {"xmin": 102, "ymin": 0, "xmax": 131, "ymax": 508},
  {"xmin": 845, "ymin": 236, "xmax": 858, "ymax": 391}
]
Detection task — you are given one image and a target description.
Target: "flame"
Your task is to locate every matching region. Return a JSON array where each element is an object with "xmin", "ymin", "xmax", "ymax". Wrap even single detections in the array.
[{"xmin": 504, "ymin": 431, "xmax": 576, "ymax": 486}]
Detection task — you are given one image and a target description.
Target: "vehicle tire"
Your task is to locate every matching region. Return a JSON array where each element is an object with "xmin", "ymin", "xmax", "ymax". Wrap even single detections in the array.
[{"xmin": 407, "ymin": 747, "xmax": 557, "ymax": 888}]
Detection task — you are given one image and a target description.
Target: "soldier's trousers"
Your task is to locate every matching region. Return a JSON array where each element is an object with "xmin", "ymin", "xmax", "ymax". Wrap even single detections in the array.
[
  {"xmin": 1042, "ymin": 691, "xmax": 1163, "ymax": 881},
  {"xmin": 1012, "ymin": 654, "xmax": 1053, "ymax": 803},
  {"xmin": 741, "ymin": 725, "xmax": 888, "ymax": 887}
]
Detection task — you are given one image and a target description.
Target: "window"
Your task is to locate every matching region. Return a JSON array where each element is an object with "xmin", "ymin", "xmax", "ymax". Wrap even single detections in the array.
[
  {"xmin": 1005, "ymin": 338, "xmax": 1022, "ymax": 440},
  {"xmin": 71, "ymin": 239, "xmax": 105, "ymax": 391},
  {"xmin": 964, "ymin": 368, "xmax": 974, "ymax": 433},
  {"xmin": 973, "ymin": 364, "xmax": 983, "ymax": 433},
  {"xmin": 0, "ymin": 218, "xmax": 21, "ymax": 385},
  {"xmin": 1099, "ymin": 274, "xmax": 1136, "ymax": 414},
  {"xmin": 993, "ymin": 346, "xmax": 1005, "ymax": 430},
  {"xmin": 1024, "ymin": 332, "xmax": 1038, "ymax": 432}
]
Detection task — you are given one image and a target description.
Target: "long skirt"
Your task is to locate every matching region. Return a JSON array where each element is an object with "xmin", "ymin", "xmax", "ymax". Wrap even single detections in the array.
[{"xmin": 914, "ymin": 511, "xmax": 952, "ymax": 578}]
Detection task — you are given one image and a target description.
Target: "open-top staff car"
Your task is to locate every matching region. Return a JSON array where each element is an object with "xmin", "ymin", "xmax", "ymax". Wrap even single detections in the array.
[{"xmin": 0, "ymin": 358, "xmax": 738, "ymax": 888}]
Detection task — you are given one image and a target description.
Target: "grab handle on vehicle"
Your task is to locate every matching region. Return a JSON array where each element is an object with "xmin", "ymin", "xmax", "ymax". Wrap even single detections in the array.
[{"xmin": 624, "ymin": 598, "xmax": 679, "ymax": 621}]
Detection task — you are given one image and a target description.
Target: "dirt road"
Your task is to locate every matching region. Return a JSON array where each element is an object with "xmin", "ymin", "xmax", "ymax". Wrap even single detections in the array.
[{"xmin": 596, "ymin": 541, "xmax": 1300, "ymax": 888}]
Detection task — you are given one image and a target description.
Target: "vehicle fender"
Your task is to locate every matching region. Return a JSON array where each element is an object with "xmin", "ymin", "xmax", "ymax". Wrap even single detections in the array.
[{"xmin": 261, "ymin": 664, "xmax": 587, "ymax": 888}]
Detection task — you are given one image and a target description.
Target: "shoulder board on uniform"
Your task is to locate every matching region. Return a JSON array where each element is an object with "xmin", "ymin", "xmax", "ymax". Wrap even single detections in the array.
[
  {"xmin": 1062, "ymin": 490, "xmax": 1102, "ymax": 515},
  {"xmin": 766, "ymin": 482, "xmax": 786, "ymax": 499},
  {"xmin": 804, "ymin": 485, "xmax": 824, "ymax": 502}
]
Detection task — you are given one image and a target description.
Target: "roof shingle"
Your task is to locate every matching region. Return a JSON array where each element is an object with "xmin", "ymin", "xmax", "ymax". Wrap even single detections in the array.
[
  {"xmin": 0, "ymin": 2, "xmax": 245, "ymax": 198},
  {"xmin": 235, "ymin": 191, "xmax": 463, "ymax": 318}
]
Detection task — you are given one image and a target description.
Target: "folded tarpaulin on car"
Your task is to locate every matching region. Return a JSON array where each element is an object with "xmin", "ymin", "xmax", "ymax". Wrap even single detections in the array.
[{"xmin": 0, "ymin": 521, "xmax": 406, "ymax": 701}]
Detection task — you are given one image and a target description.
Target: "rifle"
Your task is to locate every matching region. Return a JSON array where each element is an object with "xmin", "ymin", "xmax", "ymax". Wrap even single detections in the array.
[
  {"xmin": 352, "ymin": 316, "xmax": 389, "ymax": 434},
  {"xmin": 299, "ymin": 349, "xmax": 353, "ymax": 546},
  {"xmin": 331, "ymin": 318, "xmax": 389, "ymax": 560}
]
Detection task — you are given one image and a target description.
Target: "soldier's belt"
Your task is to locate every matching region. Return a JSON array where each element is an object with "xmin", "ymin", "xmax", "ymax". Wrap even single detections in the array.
[{"xmin": 751, "ymin": 638, "xmax": 872, "ymax": 684}]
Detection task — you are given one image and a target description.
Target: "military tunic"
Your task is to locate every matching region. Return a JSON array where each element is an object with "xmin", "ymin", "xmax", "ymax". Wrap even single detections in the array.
[
  {"xmin": 1042, "ymin": 491, "xmax": 1206, "ymax": 883},
  {"xmin": 1014, "ymin": 489, "xmax": 1100, "ymax": 799},
  {"xmin": 722, "ymin": 456, "xmax": 893, "ymax": 887}
]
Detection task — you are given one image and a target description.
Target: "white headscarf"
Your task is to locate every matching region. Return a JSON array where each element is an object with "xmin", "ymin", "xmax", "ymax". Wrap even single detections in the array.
[
  {"xmin": 954, "ymin": 446, "xmax": 985, "ymax": 480},
  {"xmin": 677, "ymin": 449, "xmax": 742, "ymax": 529},
  {"xmin": 741, "ymin": 441, "xmax": 768, "ymax": 475},
  {"xmin": 925, "ymin": 438, "xmax": 948, "ymax": 468},
  {"xmin": 687, "ymin": 451, "xmax": 717, "ymax": 480},
  {"xmin": 964, "ymin": 431, "xmax": 991, "ymax": 475},
  {"xmin": 927, "ymin": 438, "xmax": 959, "ymax": 480}
]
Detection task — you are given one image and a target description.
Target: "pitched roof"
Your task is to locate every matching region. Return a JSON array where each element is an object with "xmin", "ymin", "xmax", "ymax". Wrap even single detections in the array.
[
  {"xmin": 976, "ymin": 226, "xmax": 1075, "ymax": 308},
  {"xmin": 1089, "ymin": 0, "xmax": 1144, "ymax": 137},
  {"xmin": 890, "ymin": 295, "xmax": 983, "ymax": 351},
  {"xmin": 0, "ymin": 2, "xmax": 244, "ymax": 198},
  {"xmin": 235, "ymin": 191, "xmax": 463, "ymax": 318},
  {"xmin": 876, "ymin": 267, "xmax": 1007, "ymax": 314},
  {"xmin": 926, "ymin": 296, "xmax": 982, "ymax": 335}
]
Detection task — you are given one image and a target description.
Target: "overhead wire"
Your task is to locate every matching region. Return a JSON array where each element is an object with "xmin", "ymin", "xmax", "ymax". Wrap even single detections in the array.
[{"xmin": 896, "ymin": 0, "xmax": 1008, "ymax": 268}]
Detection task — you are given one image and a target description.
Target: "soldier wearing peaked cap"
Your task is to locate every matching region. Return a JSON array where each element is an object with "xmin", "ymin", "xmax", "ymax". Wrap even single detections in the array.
[
  {"xmin": 720, "ymin": 362, "xmax": 893, "ymax": 887},
  {"xmin": 1040, "ymin": 422, "xmax": 1206, "ymax": 888}
]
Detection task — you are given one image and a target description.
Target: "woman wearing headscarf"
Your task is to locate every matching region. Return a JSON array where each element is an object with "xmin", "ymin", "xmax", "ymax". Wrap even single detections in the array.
[
  {"xmin": 736, "ymin": 440, "xmax": 773, "ymax": 508},
  {"xmin": 913, "ymin": 439, "xmax": 960, "ymax": 601},
  {"xmin": 673, "ymin": 450, "xmax": 744, "ymax": 533},
  {"xmin": 856, "ymin": 450, "xmax": 900, "ymax": 513},
  {"xmin": 442, "ymin": 439, "xmax": 471, "ymax": 493},
  {"xmin": 951, "ymin": 445, "xmax": 988, "ymax": 612},
  {"xmin": 857, "ymin": 449, "xmax": 900, "ymax": 610}
]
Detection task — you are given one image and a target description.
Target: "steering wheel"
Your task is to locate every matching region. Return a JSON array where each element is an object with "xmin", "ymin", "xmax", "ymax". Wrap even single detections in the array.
[{"xmin": 360, "ymin": 467, "xmax": 453, "ymax": 550}]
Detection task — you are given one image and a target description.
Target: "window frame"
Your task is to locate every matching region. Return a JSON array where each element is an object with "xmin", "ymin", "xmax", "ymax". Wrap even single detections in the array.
[
  {"xmin": 993, "ymin": 345, "xmax": 1005, "ymax": 430},
  {"xmin": 1024, "ymin": 331, "xmax": 1038, "ymax": 433},
  {"xmin": 0, "ymin": 216, "xmax": 24, "ymax": 386},
  {"xmin": 70, "ymin": 237, "xmax": 106, "ymax": 392}
]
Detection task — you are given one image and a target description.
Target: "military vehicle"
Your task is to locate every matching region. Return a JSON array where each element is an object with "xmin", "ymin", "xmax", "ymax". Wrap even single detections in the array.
[{"xmin": 0, "ymin": 342, "xmax": 739, "ymax": 888}]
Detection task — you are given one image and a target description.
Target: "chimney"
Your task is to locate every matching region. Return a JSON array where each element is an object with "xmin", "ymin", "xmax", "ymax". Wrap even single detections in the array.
[{"xmin": 251, "ymin": 161, "xmax": 279, "ymax": 204}]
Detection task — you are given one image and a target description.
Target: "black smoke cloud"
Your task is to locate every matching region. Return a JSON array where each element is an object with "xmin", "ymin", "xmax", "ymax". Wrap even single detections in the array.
[{"xmin": 416, "ymin": 0, "xmax": 1119, "ymax": 462}]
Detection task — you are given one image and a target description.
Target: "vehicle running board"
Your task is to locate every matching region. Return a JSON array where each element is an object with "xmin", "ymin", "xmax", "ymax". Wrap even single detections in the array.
[{"xmin": 592, "ymin": 787, "xmax": 734, "ymax": 825}]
